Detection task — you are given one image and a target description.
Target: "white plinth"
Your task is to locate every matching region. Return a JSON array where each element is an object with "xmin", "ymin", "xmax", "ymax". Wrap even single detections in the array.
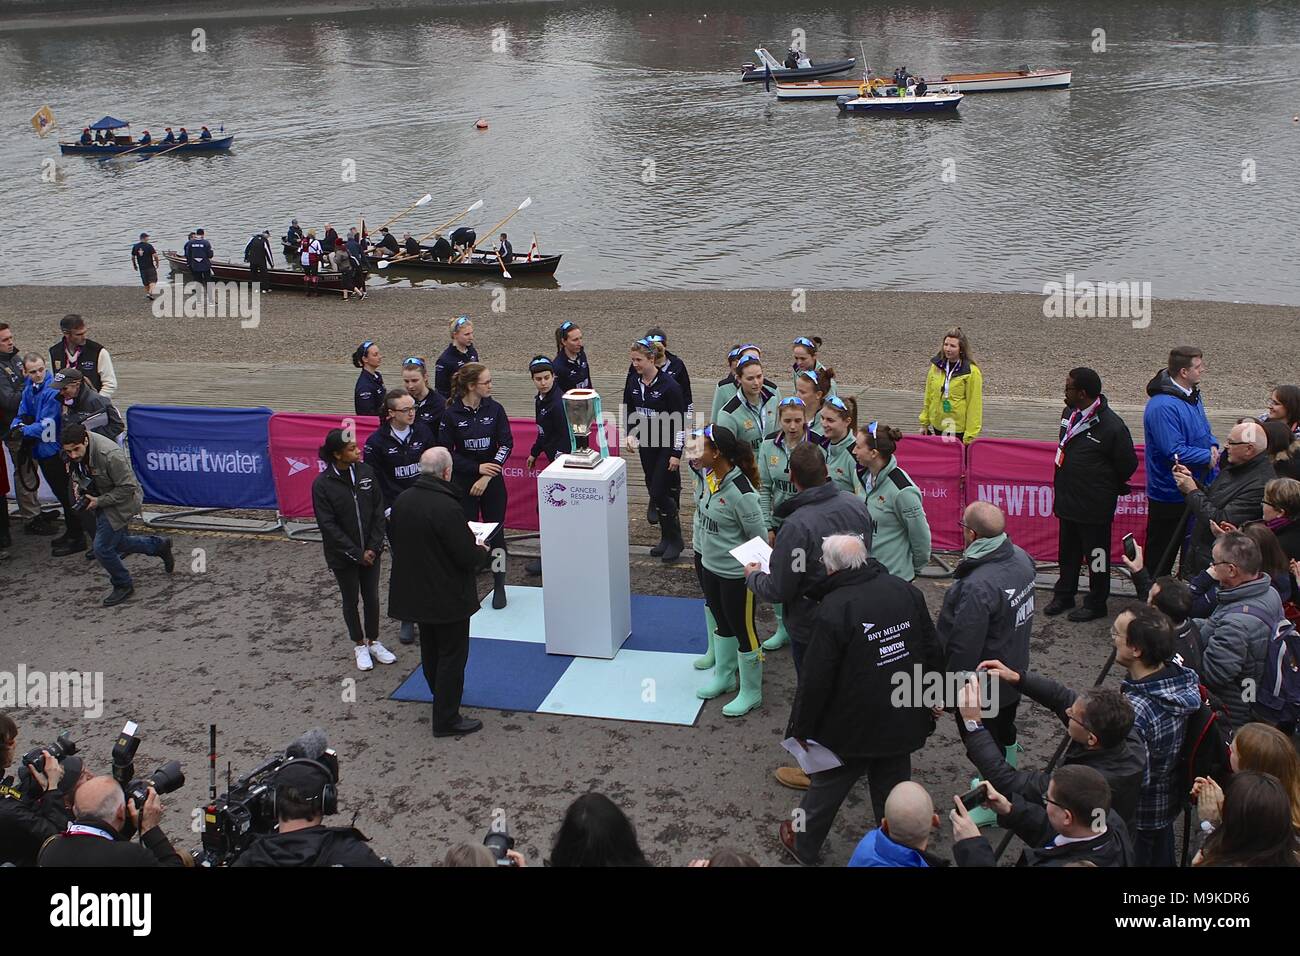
[{"xmin": 538, "ymin": 456, "xmax": 631, "ymax": 659}]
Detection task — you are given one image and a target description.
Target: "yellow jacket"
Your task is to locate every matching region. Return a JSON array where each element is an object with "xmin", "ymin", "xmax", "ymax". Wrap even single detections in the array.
[{"xmin": 919, "ymin": 357, "xmax": 982, "ymax": 443}]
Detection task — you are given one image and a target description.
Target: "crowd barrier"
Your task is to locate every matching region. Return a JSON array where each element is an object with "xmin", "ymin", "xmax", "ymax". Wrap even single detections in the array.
[{"xmin": 892, "ymin": 436, "xmax": 966, "ymax": 552}]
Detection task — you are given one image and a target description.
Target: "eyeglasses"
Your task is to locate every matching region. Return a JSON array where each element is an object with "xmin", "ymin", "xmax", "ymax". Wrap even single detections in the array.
[
  {"xmin": 391, "ymin": 404, "xmax": 416, "ymax": 413},
  {"xmin": 779, "ymin": 397, "xmax": 806, "ymax": 408},
  {"xmin": 635, "ymin": 337, "xmax": 653, "ymax": 348},
  {"xmin": 824, "ymin": 396, "xmax": 849, "ymax": 412},
  {"xmin": 1226, "ymin": 440, "xmax": 1251, "ymax": 447},
  {"xmin": 736, "ymin": 356, "xmax": 762, "ymax": 370},
  {"xmin": 1210, "ymin": 559, "xmax": 1236, "ymax": 569},
  {"xmin": 453, "ymin": 316, "xmax": 470, "ymax": 328},
  {"xmin": 559, "ymin": 321, "xmax": 575, "ymax": 332},
  {"xmin": 690, "ymin": 425, "xmax": 714, "ymax": 441},
  {"xmin": 402, "ymin": 357, "xmax": 425, "ymax": 368},
  {"xmin": 647, "ymin": 334, "xmax": 665, "ymax": 343},
  {"xmin": 793, "ymin": 336, "xmax": 815, "ymax": 349},
  {"xmin": 867, "ymin": 420, "xmax": 879, "ymax": 437},
  {"xmin": 1066, "ymin": 710, "xmax": 1094, "ymax": 735},
  {"xmin": 360, "ymin": 340, "xmax": 375, "ymax": 353},
  {"xmin": 796, "ymin": 370, "xmax": 819, "ymax": 384}
]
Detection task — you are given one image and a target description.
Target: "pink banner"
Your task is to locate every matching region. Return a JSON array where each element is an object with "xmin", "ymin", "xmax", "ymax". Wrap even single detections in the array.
[
  {"xmin": 268, "ymin": 412, "xmax": 381, "ymax": 519},
  {"xmin": 503, "ymin": 417, "xmax": 621, "ymax": 532},
  {"xmin": 893, "ymin": 435, "xmax": 966, "ymax": 551},
  {"xmin": 966, "ymin": 438, "xmax": 1147, "ymax": 562}
]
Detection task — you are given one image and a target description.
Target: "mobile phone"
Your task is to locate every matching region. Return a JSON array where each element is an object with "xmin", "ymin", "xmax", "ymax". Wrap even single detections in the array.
[
  {"xmin": 1122, "ymin": 533, "xmax": 1137, "ymax": 561},
  {"xmin": 959, "ymin": 784, "xmax": 988, "ymax": 811}
]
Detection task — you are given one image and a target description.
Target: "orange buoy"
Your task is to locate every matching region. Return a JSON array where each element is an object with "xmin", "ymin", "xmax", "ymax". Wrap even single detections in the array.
[{"xmin": 475, "ymin": 118, "xmax": 489, "ymax": 130}]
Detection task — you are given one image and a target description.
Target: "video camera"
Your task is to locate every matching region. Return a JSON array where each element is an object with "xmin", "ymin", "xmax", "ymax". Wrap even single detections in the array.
[
  {"xmin": 195, "ymin": 729, "xmax": 340, "ymax": 867},
  {"xmin": 111, "ymin": 721, "xmax": 185, "ymax": 835}
]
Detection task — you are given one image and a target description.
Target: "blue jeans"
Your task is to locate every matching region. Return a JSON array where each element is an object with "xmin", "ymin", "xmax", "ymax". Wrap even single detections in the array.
[
  {"xmin": 94, "ymin": 513, "xmax": 165, "ymax": 588},
  {"xmin": 1133, "ymin": 822, "xmax": 1175, "ymax": 867}
]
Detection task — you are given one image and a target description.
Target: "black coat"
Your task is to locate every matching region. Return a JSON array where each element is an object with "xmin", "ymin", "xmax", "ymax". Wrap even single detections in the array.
[
  {"xmin": 1272, "ymin": 517, "xmax": 1300, "ymax": 564},
  {"xmin": 37, "ymin": 817, "xmax": 186, "ymax": 867},
  {"xmin": 231, "ymin": 825, "xmax": 388, "ymax": 867},
  {"xmin": 0, "ymin": 788, "xmax": 69, "ymax": 866},
  {"xmin": 311, "ymin": 462, "xmax": 387, "ymax": 571},
  {"xmin": 1053, "ymin": 395, "xmax": 1138, "ymax": 524},
  {"xmin": 386, "ymin": 474, "xmax": 485, "ymax": 623},
  {"xmin": 787, "ymin": 560, "xmax": 943, "ymax": 758},
  {"xmin": 954, "ymin": 801, "xmax": 1133, "ymax": 867}
]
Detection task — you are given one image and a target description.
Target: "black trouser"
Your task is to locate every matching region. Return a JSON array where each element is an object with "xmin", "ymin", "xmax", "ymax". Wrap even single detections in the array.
[
  {"xmin": 794, "ymin": 753, "xmax": 912, "ymax": 861},
  {"xmin": 638, "ymin": 445, "xmax": 680, "ymax": 516},
  {"xmin": 36, "ymin": 455, "xmax": 82, "ymax": 541},
  {"xmin": 332, "ymin": 561, "xmax": 381, "ymax": 645},
  {"xmin": 977, "ymin": 698, "xmax": 1020, "ymax": 749},
  {"xmin": 248, "ymin": 262, "xmax": 268, "ymax": 286},
  {"xmin": 192, "ymin": 269, "xmax": 212, "ymax": 287},
  {"xmin": 699, "ymin": 566, "xmax": 759, "ymax": 652},
  {"xmin": 419, "ymin": 618, "xmax": 471, "ymax": 729},
  {"xmin": 1145, "ymin": 498, "xmax": 1188, "ymax": 577},
  {"xmin": 1054, "ymin": 518, "xmax": 1112, "ymax": 610},
  {"xmin": 457, "ymin": 473, "xmax": 507, "ymax": 553}
]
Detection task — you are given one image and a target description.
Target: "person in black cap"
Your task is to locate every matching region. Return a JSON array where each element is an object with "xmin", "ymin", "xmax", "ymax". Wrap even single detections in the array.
[
  {"xmin": 232, "ymin": 758, "xmax": 387, "ymax": 867},
  {"xmin": 130, "ymin": 232, "xmax": 159, "ymax": 299},
  {"xmin": 375, "ymin": 227, "xmax": 400, "ymax": 258},
  {"xmin": 55, "ymin": 368, "xmax": 124, "ymax": 441},
  {"xmin": 525, "ymin": 355, "xmax": 568, "ymax": 576}
]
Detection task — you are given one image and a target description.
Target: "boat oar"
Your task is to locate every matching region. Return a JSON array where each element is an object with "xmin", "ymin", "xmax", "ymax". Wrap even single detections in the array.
[
  {"xmin": 472, "ymin": 197, "xmax": 533, "ymax": 252},
  {"xmin": 140, "ymin": 138, "xmax": 195, "ymax": 160},
  {"xmin": 111, "ymin": 139, "xmax": 156, "ymax": 159},
  {"xmin": 495, "ymin": 251, "xmax": 512, "ymax": 280},
  {"xmin": 374, "ymin": 192, "xmax": 432, "ymax": 233},
  {"xmin": 378, "ymin": 199, "xmax": 485, "ymax": 269}
]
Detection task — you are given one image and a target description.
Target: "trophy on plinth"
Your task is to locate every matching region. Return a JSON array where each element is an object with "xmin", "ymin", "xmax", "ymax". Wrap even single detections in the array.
[{"xmin": 562, "ymin": 388, "xmax": 602, "ymax": 469}]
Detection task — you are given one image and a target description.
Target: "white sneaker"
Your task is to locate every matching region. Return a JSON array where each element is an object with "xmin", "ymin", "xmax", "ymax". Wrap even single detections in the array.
[
  {"xmin": 369, "ymin": 641, "xmax": 396, "ymax": 665},
  {"xmin": 354, "ymin": 644, "xmax": 373, "ymax": 671}
]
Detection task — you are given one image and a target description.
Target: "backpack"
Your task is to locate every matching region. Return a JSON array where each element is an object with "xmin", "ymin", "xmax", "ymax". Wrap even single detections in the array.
[
  {"xmin": 1176, "ymin": 683, "xmax": 1232, "ymax": 866},
  {"xmin": 1232, "ymin": 604, "xmax": 1300, "ymax": 723}
]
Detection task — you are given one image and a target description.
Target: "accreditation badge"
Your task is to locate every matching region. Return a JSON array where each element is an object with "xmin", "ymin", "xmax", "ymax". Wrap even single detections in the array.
[{"xmin": 942, "ymin": 399, "xmax": 953, "ymax": 413}]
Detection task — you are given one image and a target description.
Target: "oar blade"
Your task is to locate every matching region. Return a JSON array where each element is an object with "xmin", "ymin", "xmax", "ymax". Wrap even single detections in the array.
[
  {"xmin": 517, "ymin": 196, "xmax": 533, "ymax": 210},
  {"xmin": 416, "ymin": 193, "xmax": 432, "ymax": 206},
  {"xmin": 468, "ymin": 199, "xmax": 484, "ymax": 212}
]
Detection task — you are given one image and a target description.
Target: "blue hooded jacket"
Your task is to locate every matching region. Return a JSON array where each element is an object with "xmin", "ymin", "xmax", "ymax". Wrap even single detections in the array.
[
  {"xmin": 10, "ymin": 371, "xmax": 61, "ymax": 459},
  {"xmin": 847, "ymin": 829, "xmax": 931, "ymax": 867},
  {"xmin": 1142, "ymin": 369, "xmax": 1217, "ymax": 504}
]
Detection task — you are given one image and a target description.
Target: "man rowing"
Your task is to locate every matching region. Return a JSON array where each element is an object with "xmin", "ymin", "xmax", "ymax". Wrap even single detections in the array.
[
  {"xmin": 497, "ymin": 233, "xmax": 513, "ymax": 264},
  {"xmin": 427, "ymin": 233, "xmax": 452, "ymax": 261},
  {"xmin": 449, "ymin": 226, "xmax": 477, "ymax": 263},
  {"xmin": 79, "ymin": 128, "xmax": 93, "ymax": 145},
  {"xmin": 137, "ymin": 130, "xmax": 152, "ymax": 145},
  {"xmin": 375, "ymin": 227, "xmax": 400, "ymax": 258},
  {"xmin": 161, "ymin": 127, "xmax": 175, "ymax": 144},
  {"xmin": 403, "ymin": 233, "xmax": 421, "ymax": 257},
  {"xmin": 177, "ymin": 127, "xmax": 189, "ymax": 144},
  {"xmin": 200, "ymin": 126, "xmax": 213, "ymax": 142}
]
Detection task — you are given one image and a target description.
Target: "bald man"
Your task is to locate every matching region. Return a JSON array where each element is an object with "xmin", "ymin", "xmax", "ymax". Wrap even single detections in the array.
[
  {"xmin": 938, "ymin": 501, "xmax": 1037, "ymax": 757},
  {"xmin": 1174, "ymin": 420, "xmax": 1273, "ymax": 576},
  {"xmin": 38, "ymin": 775, "xmax": 186, "ymax": 866},
  {"xmin": 848, "ymin": 782, "xmax": 947, "ymax": 867}
]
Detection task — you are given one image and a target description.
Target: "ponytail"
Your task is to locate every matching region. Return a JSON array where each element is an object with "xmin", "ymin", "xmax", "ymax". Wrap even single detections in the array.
[
  {"xmin": 823, "ymin": 394, "xmax": 857, "ymax": 434},
  {"xmin": 452, "ymin": 362, "xmax": 486, "ymax": 400},
  {"xmin": 860, "ymin": 423, "xmax": 903, "ymax": 460},
  {"xmin": 632, "ymin": 337, "xmax": 666, "ymax": 366},
  {"xmin": 709, "ymin": 425, "xmax": 761, "ymax": 490},
  {"xmin": 351, "ymin": 340, "xmax": 374, "ymax": 369},
  {"xmin": 556, "ymin": 320, "xmax": 579, "ymax": 352}
]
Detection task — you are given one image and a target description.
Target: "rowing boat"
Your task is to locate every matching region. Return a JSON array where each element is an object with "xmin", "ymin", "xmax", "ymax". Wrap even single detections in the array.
[
  {"xmin": 381, "ymin": 251, "xmax": 563, "ymax": 277},
  {"xmin": 741, "ymin": 47, "xmax": 855, "ymax": 82},
  {"xmin": 836, "ymin": 91, "xmax": 963, "ymax": 115},
  {"xmin": 60, "ymin": 135, "xmax": 235, "ymax": 155},
  {"xmin": 163, "ymin": 251, "xmax": 347, "ymax": 292},
  {"xmin": 775, "ymin": 67, "xmax": 1071, "ymax": 99}
]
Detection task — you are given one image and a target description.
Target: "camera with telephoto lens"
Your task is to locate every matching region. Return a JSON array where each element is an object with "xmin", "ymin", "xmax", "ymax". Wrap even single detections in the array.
[
  {"xmin": 68, "ymin": 469, "xmax": 95, "ymax": 512},
  {"xmin": 21, "ymin": 731, "xmax": 77, "ymax": 772},
  {"xmin": 484, "ymin": 826, "xmax": 517, "ymax": 866},
  {"xmin": 110, "ymin": 721, "xmax": 184, "ymax": 836}
]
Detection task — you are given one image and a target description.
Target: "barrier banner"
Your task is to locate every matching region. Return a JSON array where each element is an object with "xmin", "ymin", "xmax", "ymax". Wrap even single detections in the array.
[
  {"xmin": 504, "ymin": 417, "xmax": 621, "ymax": 531},
  {"xmin": 966, "ymin": 438, "xmax": 1148, "ymax": 562},
  {"xmin": 893, "ymin": 435, "xmax": 966, "ymax": 551},
  {"xmin": 127, "ymin": 406, "xmax": 277, "ymax": 510},
  {"xmin": 268, "ymin": 412, "xmax": 381, "ymax": 519}
]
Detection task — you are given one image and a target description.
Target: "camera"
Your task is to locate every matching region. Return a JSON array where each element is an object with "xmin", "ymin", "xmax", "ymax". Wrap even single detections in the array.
[
  {"xmin": 68, "ymin": 470, "xmax": 95, "ymax": 511},
  {"xmin": 21, "ymin": 730, "xmax": 77, "ymax": 772},
  {"xmin": 110, "ymin": 721, "xmax": 184, "ymax": 836},
  {"xmin": 959, "ymin": 783, "xmax": 989, "ymax": 811},
  {"xmin": 484, "ymin": 826, "xmax": 516, "ymax": 866}
]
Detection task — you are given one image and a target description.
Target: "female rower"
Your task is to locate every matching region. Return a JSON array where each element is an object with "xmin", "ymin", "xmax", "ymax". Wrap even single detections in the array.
[
  {"xmin": 440, "ymin": 363, "xmax": 512, "ymax": 609},
  {"xmin": 691, "ymin": 425, "xmax": 767, "ymax": 717},
  {"xmin": 715, "ymin": 355, "xmax": 780, "ymax": 455},
  {"xmin": 633, "ymin": 327, "xmax": 694, "ymax": 526},
  {"xmin": 792, "ymin": 336, "xmax": 837, "ymax": 399},
  {"xmin": 525, "ymin": 355, "xmax": 569, "ymax": 576},
  {"xmin": 435, "ymin": 316, "xmax": 479, "ymax": 397},
  {"xmin": 793, "ymin": 366, "xmax": 835, "ymax": 432},
  {"xmin": 919, "ymin": 326, "xmax": 983, "ymax": 443},
  {"xmin": 401, "ymin": 356, "xmax": 445, "ymax": 433},
  {"xmin": 351, "ymin": 340, "xmax": 385, "ymax": 417},
  {"xmin": 624, "ymin": 337, "xmax": 687, "ymax": 562},
  {"xmin": 711, "ymin": 343, "xmax": 762, "ymax": 422},
  {"xmin": 852, "ymin": 423, "xmax": 932, "ymax": 580},
  {"xmin": 817, "ymin": 395, "xmax": 860, "ymax": 494},
  {"xmin": 552, "ymin": 321, "xmax": 592, "ymax": 393}
]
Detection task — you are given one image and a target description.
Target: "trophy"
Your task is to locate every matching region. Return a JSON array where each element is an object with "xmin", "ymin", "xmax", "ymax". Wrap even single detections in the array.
[{"xmin": 562, "ymin": 388, "xmax": 602, "ymax": 469}]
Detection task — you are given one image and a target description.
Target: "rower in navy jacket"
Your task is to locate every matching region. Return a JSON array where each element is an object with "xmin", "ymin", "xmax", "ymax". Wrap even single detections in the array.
[
  {"xmin": 364, "ymin": 387, "xmax": 437, "ymax": 509},
  {"xmin": 402, "ymin": 234, "xmax": 421, "ymax": 257},
  {"xmin": 552, "ymin": 321, "xmax": 591, "ymax": 393},
  {"xmin": 434, "ymin": 315, "xmax": 479, "ymax": 397},
  {"xmin": 177, "ymin": 127, "xmax": 189, "ymax": 143},
  {"xmin": 199, "ymin": 126, "xmax": 212, "ymax": 141},
  {"xmin": 161, "ymin": 127, "xmax": 175, "ymax": 145},
  {"xmin": 623, "ymin": 337, "xmax": 688, "ymax": 562},
  {"xmin": 644, "ymin": 328, "xmax": 693, "ymax": 416},
  {"xmin": 438, "ymin": 361, "xmax": 512, "ymax": 608},
  {"xmin": 79, "ymin": 128, "xmax": 93, "ymax": 145},
  {"xmin": 400, "ymin": 356, "xmax": 446, "ymax": 433},
  {"xmin": 497, "ymin": 233, "xmax": 514, "ymax": 264},
  {"xmin": 351, "ymin": 340, "xmax": 386, "ymax": 417},
  {"xmin": 526, "ymin": 356, "xmax": 569, "ymax": 468},
  {"xmin": 137, "ymin": 130, "xmax": 152, "ymax": 145}
]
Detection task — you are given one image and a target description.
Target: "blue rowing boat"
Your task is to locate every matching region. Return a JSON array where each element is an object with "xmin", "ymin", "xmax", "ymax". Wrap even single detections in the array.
[
  {"xmin": 60, "ymin": 135, "xmax": 235, "ymax": 155},
  {"xmin": 836, "ymin": 91, "xmax": 963, "ymax": 114}
]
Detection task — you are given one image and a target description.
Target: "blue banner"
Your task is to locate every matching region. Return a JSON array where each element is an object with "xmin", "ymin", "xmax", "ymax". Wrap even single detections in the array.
[{"xmin": 127, "ymin": 406, "xmax": 277, "ymax": 510}]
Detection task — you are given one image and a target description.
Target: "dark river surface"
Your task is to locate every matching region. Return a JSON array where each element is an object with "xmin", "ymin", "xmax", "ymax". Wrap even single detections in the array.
[{"xmin": 2, "ymin": 0, "xmax": 1298, "ymax": 301}]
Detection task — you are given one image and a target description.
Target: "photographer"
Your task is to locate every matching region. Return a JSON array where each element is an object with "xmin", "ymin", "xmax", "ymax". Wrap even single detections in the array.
[
  {"xmin": 38, "ymin": 775, "xmax": 186, "ymax": 867},
  {"xmin": 0, "ymin": 714, "xmax": 73, "ymax": 866},
  {"xmin": 61, "ymin": 421, "xmax": 175, "ymax": 607},
  {"xmin": 233, "ymin": 758, "xmax": 389, "ymax": 866}
]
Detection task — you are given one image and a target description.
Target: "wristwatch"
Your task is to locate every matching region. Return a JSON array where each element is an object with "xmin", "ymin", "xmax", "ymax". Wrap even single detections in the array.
[{"xmin": 963, "ymin": 719, "xmax": 983, "ymax": 733}]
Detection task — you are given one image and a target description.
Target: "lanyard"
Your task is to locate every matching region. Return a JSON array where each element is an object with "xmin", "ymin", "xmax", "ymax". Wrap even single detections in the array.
[
  {"xmin": 1059, "ymin": 398, "xmax": 1101, "ymax": 449},
  {"xmin": 941, "ymin": 361, "xmax": 957, "ymax": 398},
  {"xmin": 743, "ymin": 393, "xmax": 767, "ymax": 433},
  {"xmin": 66, "ymin": 823, "xmax": 114, "ymax": 840}
]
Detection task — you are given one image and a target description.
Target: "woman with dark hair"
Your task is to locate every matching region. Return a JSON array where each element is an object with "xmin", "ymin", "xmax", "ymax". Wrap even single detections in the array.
[
  {"xmin": 351, "ymin": 340, "xmax": 385, "ymax": 417},
  {"xmin": 791, "ymin": 336, "xmax": 838, "ymax": 399},
  {"xmin": 434, "ymin": 316, "xmax": 479, "ymax": 397},
  {"xmin": 552, "ymin": 320, "xmax": 591, "ymax": 393},
  {"xmin": 919, "ymin": 326, "xmax": 982, "ymax": 443},
  {"xmin": 852, "ymin": 422, "xmax": 932, "ymax": 580},
  {"xmin": 817, "ymin": 394, "xmax": 859, "ymax": 494},
  {"xmin": 1264, "ymin": 384, "xmax": 1300, "ymax": 439},
  {"xmin": 1241, "ymin": 521, "xmax": 1296, "ymax": 604},
  {"xmin": 549, "ymin": 793, "xmax": 650, "ymax": 867},
  {"xmin": 311, "ymin": 428, "xmax": 395, "ymax": 672},
  {"xmin": 400, "ymin": 356, "xmax": 446, "ymax": 433},
  {"xmin": 1262, "ymin": 419, "xmax": 1295, "ymax": 464},
  {"xmin": 793, "ymin": 366, "xmax": 833, "ymax": 432},
  {"xmin": 1193, "ymin": 771, "xmax": 1299, "ymax": 866},
  {"xmin": 715, "ymin": 354, "xmax": 780, "ymax": 455},
  {"xmin": 624, "ymin": 337, "xmax": 687, "ymax": 561},
  {"xmin": 439, "ymin": 362, "xmax": 512, "ymax": 608},
  {"xmin": 690, "ymin": 424, "xmax": 767, "ymax": 716},
  {"xmin": 711, "ymin": 343, "xmax": 762, "ymax": 422},
  {"xmin": 1263, "ymin": 477, "xmax": 1300, "ymax": 562}
]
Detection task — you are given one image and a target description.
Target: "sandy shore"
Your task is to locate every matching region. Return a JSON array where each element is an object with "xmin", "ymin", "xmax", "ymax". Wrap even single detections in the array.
[{"xmin": 0, "ymin": 285, "xmax": 1289, "ymax": 410}]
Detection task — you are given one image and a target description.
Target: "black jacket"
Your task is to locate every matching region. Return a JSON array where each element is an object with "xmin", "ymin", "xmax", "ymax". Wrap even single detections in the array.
[
  {"xmin": 1274, "ymin": 517, "xmax": 1300, "ymax": 564},
  {"xmin": 387, "ymin": 474, "xmax": 485, "ymax": 623},
  {"xmin": 964, "ymin": 670, "xmax": 1147, "ymax": 834},
  {"xmin": 363, "ymin": 420, "xmax": 437, "ymax": 508},
  {"xmin": 954, "ymin": 800, "xmax": 1133, "ymax": 867},
  {"xmin": 63, "ymin": 383, "xmax": 124, "ymax": 441},
  {"xmin": 788, "ymin": 560, "xmax": 943, "ymax": 758},
  {"xmin": 1053, "ymin": 395, "xmax": 1138, "ymax": 524},
  {"xmin": 0, "ymin": 783, "xmax": 69, "ymax": 866},
  {"xmin": 37, "ymin": 817, "xmax": 186, "ymax": 867},
  {"xmin": 531, "ymin": 384, "xmax": 568, "ymax": 460},
  {"xmin": 0, "ymin": 347, "xmax": 24, "ymax": 421},
  {"xmin": 1184, "ymin": 453, "xmax": 1274, "ymax": 577},
  {"xmin": 232, "ymin": 824, "xmax": 388, "ymax": 867},
  {"xmin": 311, "ymin": 461, "xmax": 387, "ymax": 571}
]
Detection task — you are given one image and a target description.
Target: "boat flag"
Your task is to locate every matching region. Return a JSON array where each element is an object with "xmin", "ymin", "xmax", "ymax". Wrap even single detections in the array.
[
  {"xmin": 528, "ymin": 233, "xmax": 538, "ymax": 262},
  {"xmin": 31, "ymin": 105, "xmax": 56, "ymax": 137}
]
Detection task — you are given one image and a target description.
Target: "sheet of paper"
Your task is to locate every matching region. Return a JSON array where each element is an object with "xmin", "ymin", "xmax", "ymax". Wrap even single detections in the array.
[
  {"xmin": 781, "ymin": 738, "xmax": 845, "ymax": 774},
  {"xmin": 468, "ymin": 521, "xmax": 498, "ymax": 545},
  {"xmin": 729, "ymin": 536, "xmax": 772, "ymax": 573}
]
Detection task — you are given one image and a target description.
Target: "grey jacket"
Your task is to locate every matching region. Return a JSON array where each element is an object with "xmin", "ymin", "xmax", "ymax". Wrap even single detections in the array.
[
  {"xmin": 1193, "ymin": 574, "xmax": 1283, "ymax": 731},
  {"xmin": 79, "ymin": 431, "xmax": 143, "ymax": 530},
  {"xmin": 937, "ymin": 538, "xmax": 1037, "ymax": 707},
  {"xmin": 1184, "ymin": 453, "xmax": 1272, "ymax": 576},
  {"xmin": 746, "ymin": 481, "xmax": 873, "ymax": 646}
]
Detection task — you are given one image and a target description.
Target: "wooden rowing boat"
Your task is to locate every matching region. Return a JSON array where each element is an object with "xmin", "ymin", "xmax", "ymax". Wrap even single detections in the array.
[
  {"xmin": 163, "ymin": 251, "xmax": 347, "ymax": 292},
  {"xmin": 775, "ymin": 67, "xmax": 1071, "ymax": 99},
  {"xmin": 60, "ymin": 135, "xmax": 235, "ymax": 155},
  {"xmin": 380, "ymin": 251, "xmax": 563, "ymax": 277}
]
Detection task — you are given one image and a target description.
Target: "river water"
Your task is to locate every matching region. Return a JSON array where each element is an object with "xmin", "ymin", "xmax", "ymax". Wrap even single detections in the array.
[{"xmin": 2, "ymin": 0, "xmax": 1298, "ymax": 302}]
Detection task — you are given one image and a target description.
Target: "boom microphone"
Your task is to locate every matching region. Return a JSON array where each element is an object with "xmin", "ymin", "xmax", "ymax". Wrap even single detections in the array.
[{"xmin": 284, "ymin": 728, "xmax": 329, "ymax": 762}]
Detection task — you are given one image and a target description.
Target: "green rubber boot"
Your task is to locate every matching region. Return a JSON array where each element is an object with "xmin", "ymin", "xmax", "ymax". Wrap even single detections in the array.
[
  {"xmin": 697, "ymin": 635, "xmax": 739, "ymax": 699},
  {"xmin": 1005, "ymin": 742, "xmax": 1023, "ymax": 768},
  {"xmin": 722, "ymin": 649, "xmax": 764, "ymax": 717},
  {"xmin": 693, "ymin": 606, "xmax": 719, "ymax": 670},
  {"xmin": 762, "ymin": 603, "xmax": 791, "ymax": 651}
]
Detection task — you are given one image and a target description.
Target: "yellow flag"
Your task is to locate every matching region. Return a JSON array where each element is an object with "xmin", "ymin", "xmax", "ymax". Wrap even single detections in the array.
[{"xmin": 31, "ymin": 105, "xmax": 56, "ymax": 137}]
